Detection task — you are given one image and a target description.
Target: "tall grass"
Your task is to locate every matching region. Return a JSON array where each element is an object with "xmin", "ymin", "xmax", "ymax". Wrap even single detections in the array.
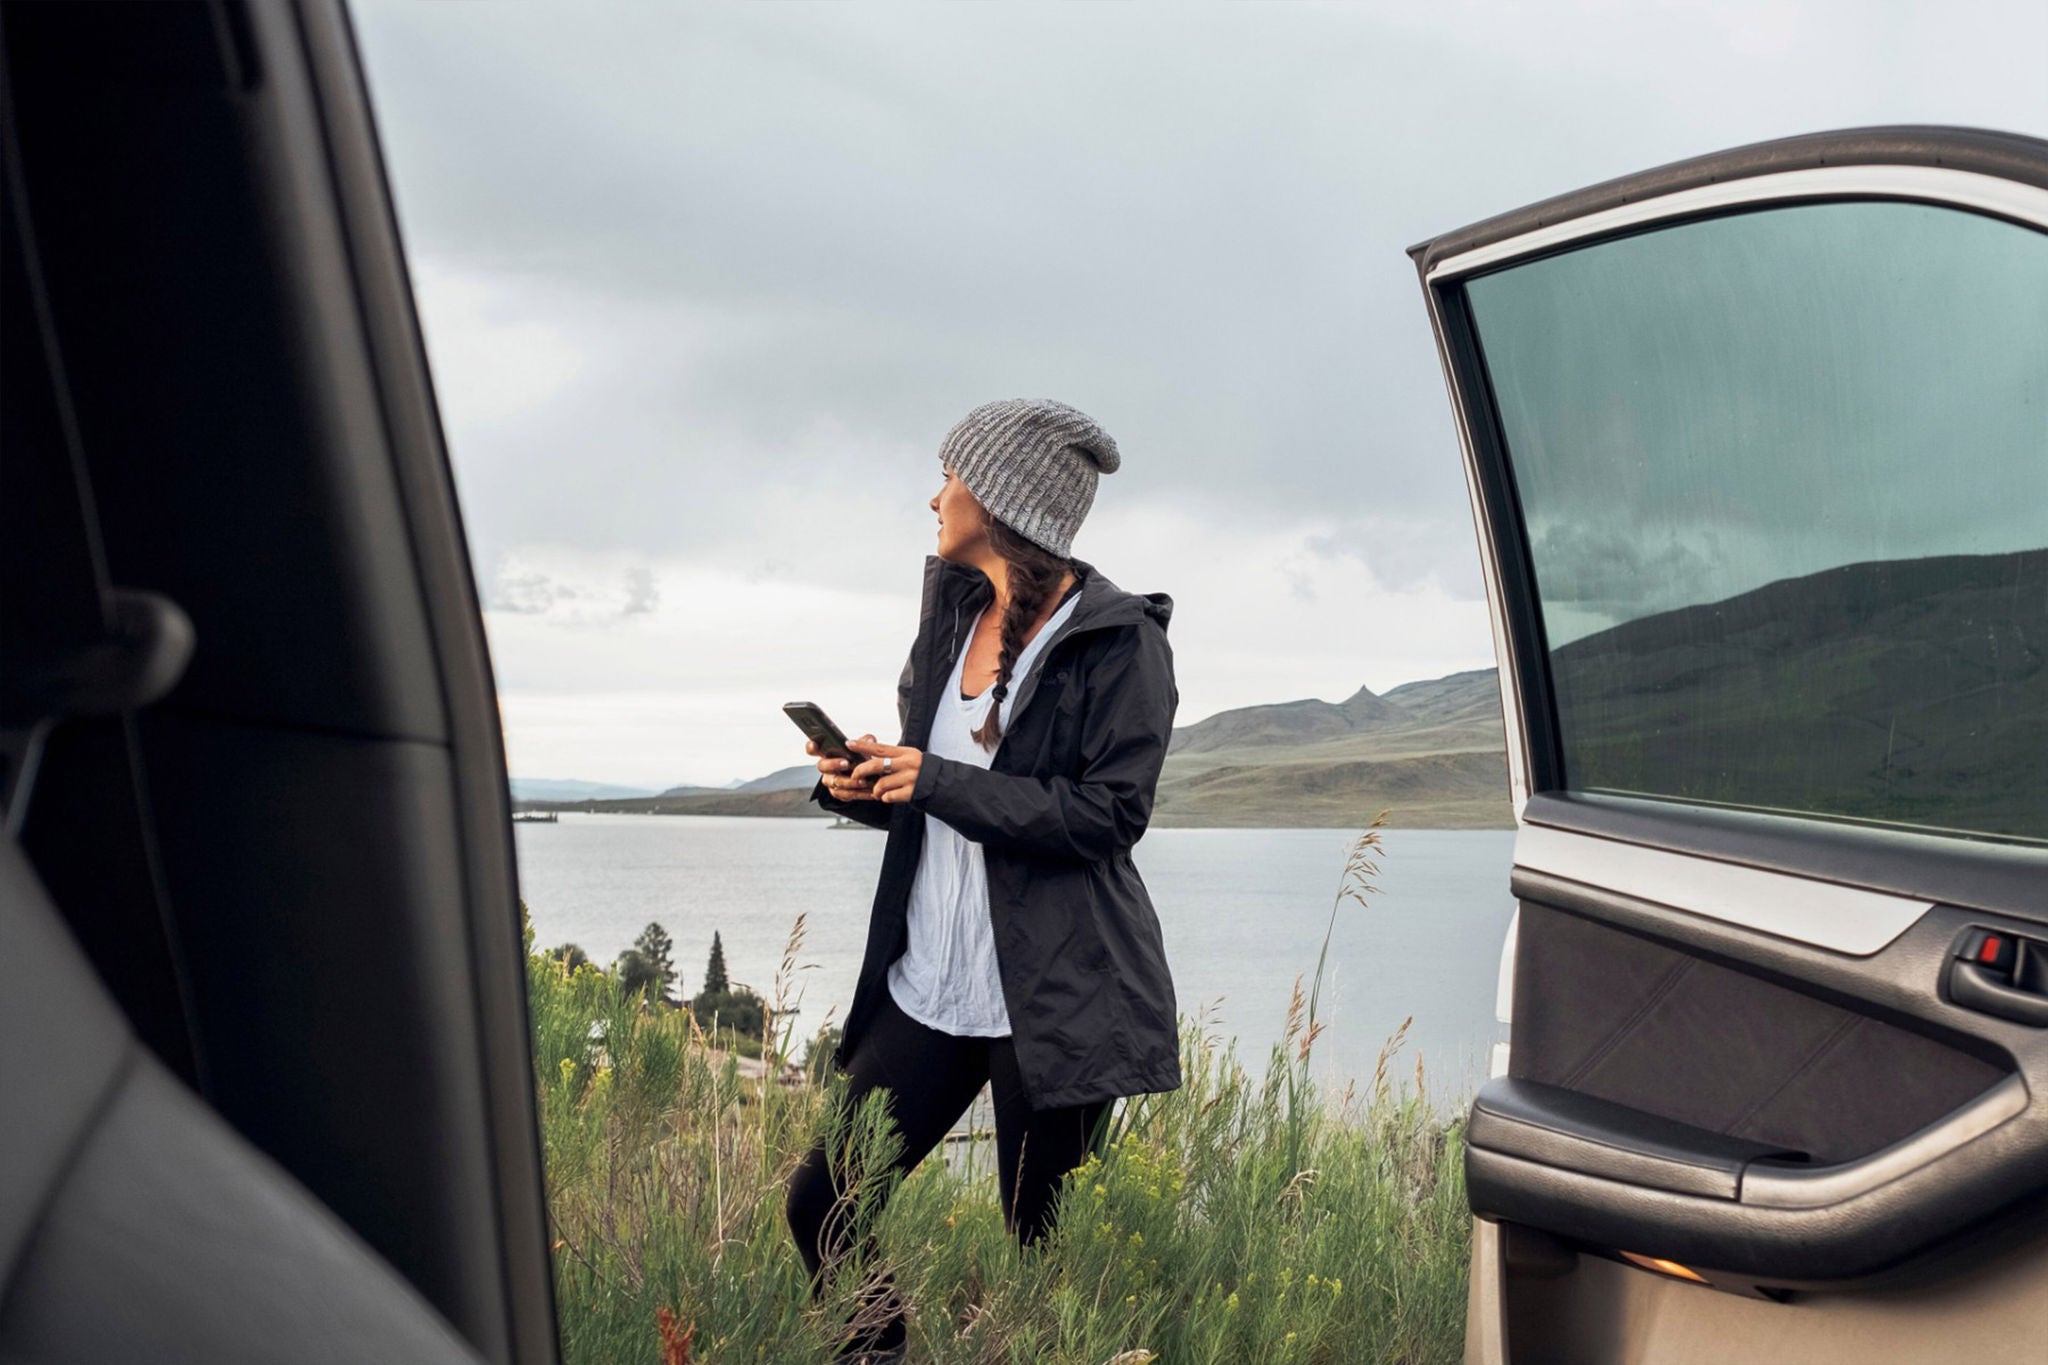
[{"xmin": 528, "ymin": 821, "xmax": 1469, "ymax": 1364}]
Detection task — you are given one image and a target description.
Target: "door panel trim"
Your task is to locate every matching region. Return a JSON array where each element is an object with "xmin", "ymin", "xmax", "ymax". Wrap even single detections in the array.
[
  {"xmin": 1743, "ymin": 1074, "xmax": 2028, "ymax": 1210},
  {"xmin": 1425, "ymin": 163, "xmax": 2048, "ymax": 282},
  {"xmin": 1517, "ymin": 824, "xmax": 1933, "ymax": 956},
  {"xmin": 1409, "ymin": 126, "xmax": 2048, "ymax": 275},
  {"xmin": 1524, "ymin": 792, "xmax": 2048, "ymax": 927},
  {"xmin": 1478, "ymin": 885, "xmax": 2048, "ymax": 1280}
]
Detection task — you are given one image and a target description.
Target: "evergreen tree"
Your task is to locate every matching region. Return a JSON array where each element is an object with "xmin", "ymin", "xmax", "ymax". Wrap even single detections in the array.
[
  {"xmin": 689, "ymin": 930, "xmax": 765, "ymax": 1040},
  {"xmin": 615, "ymin": 948, "xmax": 657, "ymax": 1003},
  {"xmin": 703, "ymin": 931, "xmax": 729, "ymax": 994},
  {"xmin": 634, "ymin": 922, "xmax": 678, "ymax": 1005},
  {"xmin": 545, "ymin": 943, "xmax": 589, "ymax": 973}
]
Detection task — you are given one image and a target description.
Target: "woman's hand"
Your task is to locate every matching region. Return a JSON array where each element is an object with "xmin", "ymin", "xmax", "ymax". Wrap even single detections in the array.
[
  {"xmin": 807, "ymin": 735, "xmax": 880, "ymax": 802},
  {"xmin": 847, "ymin": 737, "xmax": 923, "ymax": 804}
]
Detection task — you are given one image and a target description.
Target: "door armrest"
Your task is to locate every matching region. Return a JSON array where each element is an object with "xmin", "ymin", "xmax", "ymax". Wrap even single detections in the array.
[{"xmin": 1469, "ymin": 1078, "xmax": 1805, "ymax": 1200}]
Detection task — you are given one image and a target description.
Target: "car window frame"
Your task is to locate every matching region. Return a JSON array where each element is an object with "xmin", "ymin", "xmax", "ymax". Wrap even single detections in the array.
[{"xmin": 1422, "ymin": 164, "xmax": 2048, "ymax": 824}]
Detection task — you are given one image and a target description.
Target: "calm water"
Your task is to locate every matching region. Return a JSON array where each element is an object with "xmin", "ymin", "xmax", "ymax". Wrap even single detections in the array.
[{"xmin": 516, "ymin": 815, "xmax": 1516, "ymax": 1100}]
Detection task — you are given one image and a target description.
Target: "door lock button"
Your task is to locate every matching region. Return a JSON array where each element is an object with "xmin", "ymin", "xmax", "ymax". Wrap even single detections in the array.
[{"xmin": 1958, "ymin": 929, "xmax": 2017, "ymax": 974}]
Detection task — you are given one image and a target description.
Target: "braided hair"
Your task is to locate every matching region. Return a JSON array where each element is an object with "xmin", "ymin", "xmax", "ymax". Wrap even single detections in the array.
[{"xmin": 971, "ymin": 515, "xmax": 1073, "ymax": 750}]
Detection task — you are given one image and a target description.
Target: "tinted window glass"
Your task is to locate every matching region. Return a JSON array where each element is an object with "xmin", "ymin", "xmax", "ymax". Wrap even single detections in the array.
[{"xmin": 1466, "ymin": 200, "xmax": 2048, "ymax": 842}]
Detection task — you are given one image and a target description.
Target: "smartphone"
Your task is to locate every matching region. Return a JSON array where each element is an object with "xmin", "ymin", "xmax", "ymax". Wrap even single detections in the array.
[{"xmin": 783, "ymin": 701, "xmax": 858, "ymax": 765}]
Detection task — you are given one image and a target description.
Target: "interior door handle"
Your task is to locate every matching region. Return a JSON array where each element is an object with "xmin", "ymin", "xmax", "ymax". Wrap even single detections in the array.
[{"xmin": 1947, "ymin": 928, "xmax": 2048, "ymax": 1027}]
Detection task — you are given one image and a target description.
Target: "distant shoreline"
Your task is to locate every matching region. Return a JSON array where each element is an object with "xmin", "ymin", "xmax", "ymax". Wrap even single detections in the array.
[
  {"xmin": 514, "ymin": 666, "xmax": 1517, "ymax": 829},
  {"xmin": 511, "ymin": 797, "xmax": 1515, "ymax": 831}
]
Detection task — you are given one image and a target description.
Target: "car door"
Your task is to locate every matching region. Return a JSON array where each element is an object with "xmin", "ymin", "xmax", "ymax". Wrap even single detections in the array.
[
  {"xmin": 2, "ymin": 2, "xmax": 554, "ymax": 1360},
  {"xmin": 1411, "ymin": 127, "xmax": 2048, "ymax": 1365}
]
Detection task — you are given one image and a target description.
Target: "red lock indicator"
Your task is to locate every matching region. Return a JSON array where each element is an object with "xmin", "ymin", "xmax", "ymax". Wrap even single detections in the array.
[{"xmin": 1980, "ymin": 935, "xmax": 2006, "ymax": 965}]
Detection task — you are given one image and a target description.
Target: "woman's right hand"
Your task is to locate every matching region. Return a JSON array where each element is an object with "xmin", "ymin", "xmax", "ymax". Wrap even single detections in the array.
[{"xmin": 808, "ymin": 735, "xmax": 881, "ymax": 801}]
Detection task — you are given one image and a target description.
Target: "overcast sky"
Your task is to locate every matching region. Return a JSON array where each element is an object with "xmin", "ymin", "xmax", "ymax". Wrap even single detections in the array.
[{"xmin": 353, "ymin": 0, "xmax": 2048, "ymax": 789}]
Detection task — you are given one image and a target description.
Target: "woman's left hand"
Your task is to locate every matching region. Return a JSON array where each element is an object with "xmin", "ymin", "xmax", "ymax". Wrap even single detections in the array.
[{"xmin": 847, "ymin": 738, "xmax": 923, "ymax": 803}]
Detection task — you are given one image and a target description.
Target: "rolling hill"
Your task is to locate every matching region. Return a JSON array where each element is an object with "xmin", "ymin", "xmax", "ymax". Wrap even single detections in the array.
[
  {"xmin": 513, "ymin": 547, "xmax": 2048, "ymax": 836},
  {"xmin": 519, "ymin": 666, "xmax": 1514, "ymax": 829},
  {"xmin": 1151, "ymin": 668, "xmax": 1511, "ymax": 827}
]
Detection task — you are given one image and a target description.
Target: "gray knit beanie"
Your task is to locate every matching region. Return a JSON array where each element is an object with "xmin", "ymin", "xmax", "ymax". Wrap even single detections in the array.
[{"xmin": 938, "ymin": 398, "xmax": 1120, "ymax": 558}]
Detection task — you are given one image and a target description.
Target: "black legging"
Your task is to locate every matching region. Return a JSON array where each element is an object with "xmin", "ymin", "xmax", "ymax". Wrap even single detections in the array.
[{"xmin": 785, "ymin": 984, "xmax": 1112, "ymax": 1352}]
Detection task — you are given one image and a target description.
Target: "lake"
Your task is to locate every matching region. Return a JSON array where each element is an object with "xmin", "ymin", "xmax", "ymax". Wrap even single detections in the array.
[{"xmin": 515, "ymin": 815, "xmax": 1517, "ymax": 1106}]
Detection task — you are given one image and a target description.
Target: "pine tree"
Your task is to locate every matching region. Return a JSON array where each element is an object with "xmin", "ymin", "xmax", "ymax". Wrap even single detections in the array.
[
  {"xmin": 690, "ymin": 930, "xmax": 765, "ymax": 1041},
  {"xmin": 632, "ymin": 922, "xmax": 678, "ymax": 1005},
  {"xmin": 703, "ymin": 931, "xmax": 729, "ymax": 995}
]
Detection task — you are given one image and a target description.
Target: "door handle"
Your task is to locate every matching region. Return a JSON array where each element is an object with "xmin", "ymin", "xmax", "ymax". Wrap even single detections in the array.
[{"xmin": 1947, "ymin": 928, "xmax": 2048, "ymax": 1027}]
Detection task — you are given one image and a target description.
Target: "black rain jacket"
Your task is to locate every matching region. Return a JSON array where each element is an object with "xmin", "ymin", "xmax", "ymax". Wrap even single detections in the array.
[{"xmin": 812, "ymin": 554, "xmax": 1183, "ymax": 1111}]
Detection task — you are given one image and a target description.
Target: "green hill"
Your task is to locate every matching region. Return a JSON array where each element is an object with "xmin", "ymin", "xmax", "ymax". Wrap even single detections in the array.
[{"xmin": 1150, "ymin": 668, "xmax": 1510, "ymax": 827}]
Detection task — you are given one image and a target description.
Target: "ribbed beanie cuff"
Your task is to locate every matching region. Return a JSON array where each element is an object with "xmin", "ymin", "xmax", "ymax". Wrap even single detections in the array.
[{"xmin": 938, "ymin": 398, "xmax": 1120, "ymax": 558}]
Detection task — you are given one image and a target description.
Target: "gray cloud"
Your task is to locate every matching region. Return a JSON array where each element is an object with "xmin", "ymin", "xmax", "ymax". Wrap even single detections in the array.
[
  {"xmin": 348, "ymin": 1, "xmax": 2048, "ymax": 778},
  {"xmin": 364, "ymin": 4, "xmax": 2044, "ymax": 577},
  {"xmin": 622, "ymin": 564, "xmax": 660, "ymax": 616},
  {"xmin": 353, "ymin": 0, "xmax": 2044, "ymax": 604}
]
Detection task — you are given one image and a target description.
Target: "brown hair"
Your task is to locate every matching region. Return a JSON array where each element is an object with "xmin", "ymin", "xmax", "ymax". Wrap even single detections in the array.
[{"xmin": 971, "ymin": 516, "xmax": 1074, "ymax": 750}]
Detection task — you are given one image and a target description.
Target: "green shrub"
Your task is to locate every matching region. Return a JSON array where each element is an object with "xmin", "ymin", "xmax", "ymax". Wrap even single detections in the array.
[{"xmin": 689, "ymin": 987, "xmax": 766, "ymax": 1040}]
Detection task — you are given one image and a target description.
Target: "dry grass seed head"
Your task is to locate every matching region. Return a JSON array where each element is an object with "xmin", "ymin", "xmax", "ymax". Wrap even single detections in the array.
[{"xmin": 1371, "ymin": 1015, "xmax": 1414, "ymax": 1101}]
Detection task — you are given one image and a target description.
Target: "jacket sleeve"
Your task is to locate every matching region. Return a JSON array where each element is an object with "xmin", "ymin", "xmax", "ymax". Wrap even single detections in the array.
[
  {"xmin": 805, "ymin": 642, "xmax": 918, "ymax": 831},
  {"xmin": 907, "ymin": 621, "xmax": 1177, "ymax": 862}
]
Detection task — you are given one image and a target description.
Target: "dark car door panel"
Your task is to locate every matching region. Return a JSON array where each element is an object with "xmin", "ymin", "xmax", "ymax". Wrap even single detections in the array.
[
  {"xmin": 2, "ymin": 3, "xmax": 554, "ymax": 1360},
  {"xmin": 1413, "ymin": 127, "xmax": 2048, "ymax": 1358},
  {"xmin": 1474, "ymin": 817, "xmax": 2048, "ymax": 1283}
]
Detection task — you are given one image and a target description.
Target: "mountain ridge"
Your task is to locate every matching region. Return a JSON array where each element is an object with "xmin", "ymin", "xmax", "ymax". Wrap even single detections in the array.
[{"xmin": 517, "ymin": 665, "xmax": 1513, "ymax": 828}]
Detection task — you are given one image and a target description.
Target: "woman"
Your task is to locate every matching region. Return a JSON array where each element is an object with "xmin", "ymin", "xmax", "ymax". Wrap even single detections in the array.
[{"xmin": 785, "ymin": 398, "xmax": 1182, "ymax": 1363}]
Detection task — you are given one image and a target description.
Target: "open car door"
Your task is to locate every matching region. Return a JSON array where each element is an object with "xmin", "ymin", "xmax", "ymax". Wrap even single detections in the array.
[
  {"xmin": 2, "ymin": 2, "xmax": 553, "ymax": 1360},
  {"xmin": 1412, "ymin": 127, "xmax": 2048, "ymax": 1364}
]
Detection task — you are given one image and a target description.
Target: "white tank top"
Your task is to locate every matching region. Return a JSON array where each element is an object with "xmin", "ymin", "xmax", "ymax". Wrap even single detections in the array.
[{"xmin": 886, "ymin": 586, "xmax": 1083, "ymax": 1037}]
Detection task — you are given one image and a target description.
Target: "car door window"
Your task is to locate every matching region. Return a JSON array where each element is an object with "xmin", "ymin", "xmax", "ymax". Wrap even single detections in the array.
[{"xmin": 1464, "ymin": 200, "xmax": 2048, "ymax": 842}]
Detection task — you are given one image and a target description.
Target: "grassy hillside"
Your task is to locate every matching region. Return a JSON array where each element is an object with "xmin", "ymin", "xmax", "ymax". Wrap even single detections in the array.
[
  {"xmin": 1153, "ymin": 669, "xmax": 1511, "ymax": 828},
  {"xmin": 1152, "ymin": 749, "xmax": 1509, "ymax": 829}
]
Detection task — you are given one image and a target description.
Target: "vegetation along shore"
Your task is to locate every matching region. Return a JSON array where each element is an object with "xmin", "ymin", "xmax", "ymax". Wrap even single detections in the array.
[{"xmin": 527, "ymin": 824, "xmax": 1470, "ymax": 1363}]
